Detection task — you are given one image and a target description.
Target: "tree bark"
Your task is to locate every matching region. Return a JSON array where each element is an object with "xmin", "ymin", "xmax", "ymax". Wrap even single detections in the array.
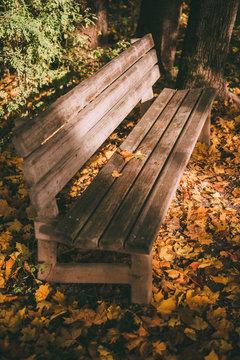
[
  {"xmin": 176, "ymin": 0, "xmax": 239, "ymax": 99},
  {"xmin": 136, "ymin": 0, "xmax": 182, "ymax": 77},
  {"xmin": 82, "ymin": 0, "xmax": 108, "ymax": 48}
]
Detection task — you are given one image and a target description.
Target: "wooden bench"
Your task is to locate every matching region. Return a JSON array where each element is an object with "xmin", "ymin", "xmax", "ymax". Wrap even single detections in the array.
[{"xmin": 13, "ymin": 34, "xmax": 216, "ymax": 304}]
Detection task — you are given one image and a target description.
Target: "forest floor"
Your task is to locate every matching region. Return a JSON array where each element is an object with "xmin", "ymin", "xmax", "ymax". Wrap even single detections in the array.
[{"xmin": 0, "ymin": 10, "xmax": 240, "ymax": 360}]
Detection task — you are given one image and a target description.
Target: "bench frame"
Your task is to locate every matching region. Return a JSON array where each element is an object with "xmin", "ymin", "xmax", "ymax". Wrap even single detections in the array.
[{"xmin": 13, "ymin": 34, "xmax": 216, "ymax": 304}]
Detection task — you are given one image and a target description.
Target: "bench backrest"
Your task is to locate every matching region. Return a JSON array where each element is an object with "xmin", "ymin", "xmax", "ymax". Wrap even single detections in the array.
[{"xmin": 13, "ymin": 34, "xmax": 159, "ymax": 214}]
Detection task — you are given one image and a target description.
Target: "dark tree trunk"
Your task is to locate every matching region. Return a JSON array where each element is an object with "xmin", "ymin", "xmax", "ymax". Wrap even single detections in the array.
[
  {"xmin": 83, "ymin": 0, "xmax": 108, "ymax": 48},
  {"xmin": 136, "ymin": 0, "xmax": 182, "ymax": 77},
  {"xmin": 176, "ymin": 0, "xmax": 239, "ymax": 99}
]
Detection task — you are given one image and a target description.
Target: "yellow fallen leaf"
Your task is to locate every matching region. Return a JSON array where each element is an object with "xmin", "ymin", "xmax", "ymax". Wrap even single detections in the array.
[
  {"xmin": 153, "ymin": 340, "xmax": 167, "ymax": 355},
  {"xmin": 157, "ymin": 298, "xmax": 176, "ymax": 316},
  {"xmin": 191, "ymin": 316, "xmax": 208, "ymax": 330},
  {"xmin": 0, "ymin": 292, "xmax": 6, "ymax": 303},
  {"xmin": 35, "ymin": 284, "xmax": 50, "ymax": 302},
  {"xmin": 210, "ymin": 275, "xmax": 229, "ymax": 285},
  {"xmin": 52, "ymin": 290, "xmax": 65, "ymax": 305},
  {"xmin": 112, "ymin": 170, "xmax": 122, "ymax": 178},
  {"xmin": 0, "ymin": 199, "xmax": 14, "ymax": 218},
  {"xmin": 166, "ymin": 269, "xmax": 180, "ymax": 279},
  {"xmin": 133, "ymin": 151, "xmax": 146, "ymax": 160},
  {"xmin": 5, "ymin": 258, "xmax": 15, "ymax": 277},
  {"xmin": 158, "ymin": 245, "xmax": 175, "ymax": 262},
  {"xmin": 184, "ymin": 328, "xmax": 197, "ymax": 340},
  {"xmin": 204, "ymin": 349, "xmax": 219, "ymax": 360},
  {"xmin": 98, "ymin": 345, "xmax": 114, "ymax": 360},
  {"xmin": 7, "ymin": 219, "xmax": 23, "ymax": 232},
  {"xmin": 20, "ymin": 326, "xmax": 37, "ymax": 342},
  {"xmin": 119, "ymin": 150, "xmax": 134, "ymax": 162},
  {"xmin": 0, "ymin": 231, "xmax": 13, "ymax": 251},
  {"xmin": 15, "ymin": 242, "xmax": 31, "ymax": 260},
  {"xmin": 107, "ymin": 304, "xmax": 121, "ymax": 320},
  {"xmin": 103, "ymin": 328, "xmax": 120, "ymax": 344}
]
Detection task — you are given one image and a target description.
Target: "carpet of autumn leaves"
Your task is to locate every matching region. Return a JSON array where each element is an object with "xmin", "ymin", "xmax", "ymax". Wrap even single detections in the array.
[
  {"xmin": 1, "ymin": 20, "xmax": 240, "ymax": 360},
  {"xmin": 0, "ymin": 95, "xmax": 240, "ymax": 360}
]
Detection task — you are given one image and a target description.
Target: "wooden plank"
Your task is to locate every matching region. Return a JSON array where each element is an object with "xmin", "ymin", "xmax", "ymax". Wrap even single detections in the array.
[
  {"xmin": 28, "ymin": 64, "xmax": 160, "ymax": 211},
  {"xmin": 130, "ymin": 252, "xmax": 152, "ymax": 304},
  {"xmin": 13, "ymin": 34, "xmax": 154, "ymax": 158},
  {"xmin": 125, "ymin": 88, "xmax": 216, "ymax": 253},
  {"xmin": 46, "ymin": 263, "xmax": 131, "ymax": 284},
  {"xmin": 22, "ymin": 50, "xmax": 158, "ymax": 186},
  {"xmin": 198, "ymin": 114, "xmax": 211, "ymax": 145},
  {"xmin": 99, "ymin": 89, "xmax": 202, "ymax": 251},
  {"xmin": 36, "ymin": 199, "xmax": 59, "ymax": 218},
  {"xmin": 54, "ymin": 88, "xmax": 176, "ymax": 241},
  {"xmin": 119, "ymin": 88, "xmax": 176, "ymax": 153},
  {"xmin": 54, "ymin": 152, "xmax": 125, "ymax": 241},
  {"xmin": 73, "ymin": 90, "xmax": 189, "ymax": 250}
]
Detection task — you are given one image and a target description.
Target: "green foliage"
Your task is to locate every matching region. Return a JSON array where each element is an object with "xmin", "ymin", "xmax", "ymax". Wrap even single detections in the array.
[
  {"xmin": 105, "ymin": 39, "xmax": 130, "ymax": 60},
  {"xmin": 0, "ymin": 0, "xmax": 100, "ymax": 113}
]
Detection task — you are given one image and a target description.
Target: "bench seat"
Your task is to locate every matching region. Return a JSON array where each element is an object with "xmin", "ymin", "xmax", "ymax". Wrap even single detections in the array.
[{"xmin": 37, "ymin": 87, "xmax": 216, "ymax": 255}]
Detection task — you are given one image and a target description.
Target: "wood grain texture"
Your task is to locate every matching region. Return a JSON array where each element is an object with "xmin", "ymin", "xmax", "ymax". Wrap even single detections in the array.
[
  {"xmin": 22, "ymin": 51, "xmax": 158, "ymax": 187},
  {"xmin": 198, "ymin": 113, "xmax": 211, "ymax": 145},
  {"xmin": 54, "ymin": 88, "xmax": 174, "ymax": 241},
  {"xmin": 73, "ymin": 90, "xmax": 189, "ymax": 250},
  {"xmin": 13, "ymin": 34, "xmax": 154, "ymax": 158},
  {"xmin": 125, "ymin": 88, "xmax": 216, "ymax": 253},
  {"xmin": 99, "ymin": 89, "xmax": 202, "ymax": 251},
  {"xmin": 130, "ymin": 252, "xmax": 152, "ymax": 304},
  {"xmin": 28, "ymin": 65, "xmax": 159, "ymax": 211},
  {"xmin": 119, "ymin": 88, "xmax": 176, "ymax": 153},
  {"xmin": 47, "ymin": 263, "xmax": 131, "ymax": 284}
]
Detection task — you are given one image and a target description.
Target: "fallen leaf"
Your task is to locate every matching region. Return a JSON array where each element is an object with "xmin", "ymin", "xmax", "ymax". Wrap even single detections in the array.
[
  {"xmin": 112, "ymin": 170, "xmax": 122, "ymax": 178},
  {"xmin": 166, "ymin": 269, "xmax": 180, "ymax": 279},
  {"xmin": 157, "ymin": 298, "xmax": 176, "ymax": 316},
  {"xmin": 119, "ymin": 150, "xmax": 134, "ymax": 162},
  {"xmin": 35, "ymin": 284, "xmax": 50, "ymax": 302},
  {"xmin": 0, "ymin": 199, "xmax": 14, "ymax": 218},
  {"xmin": 152, "ymin": 340, "xmax": 166, "ymax": 355},
  {"xmin": 204, "ymin": 349, "xmax": 219, "ymax": 360},
  {"xmin": 7, "ymin": 219, "xmax": 23, "ymax": 232},
  {"xmin": 184, "ymin": 328, "xmax": 197, "ymax": 340}
]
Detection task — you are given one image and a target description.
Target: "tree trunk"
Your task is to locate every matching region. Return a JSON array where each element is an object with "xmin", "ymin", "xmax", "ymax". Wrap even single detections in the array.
[
  {"xmin": 136, "ymin": 0, "xmax": 182, "ymax": 77},
  {"xmin": 176, "ymin": 0, "xmax": 239, "ymax": 99},
  {"xmin": 82, "ymin": 0, "xmax": 108, "ymax": 48}
]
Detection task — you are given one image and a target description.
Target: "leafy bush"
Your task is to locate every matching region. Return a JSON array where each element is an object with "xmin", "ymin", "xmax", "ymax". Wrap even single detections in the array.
[{"xmin": 0, "ymin": 0, "xmax": 100, "ymax": 113}]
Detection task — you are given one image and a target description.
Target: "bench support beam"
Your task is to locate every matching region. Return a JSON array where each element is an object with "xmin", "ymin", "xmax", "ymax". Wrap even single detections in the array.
[
  {"xmin": 39, "ymin": 262, "xmax": 131, "ymax": 284},
  {"xmin": 198, "ymin": 113, "xmax": 211, "ymax": 145},
  {"xmin": 130, "ymin": 251, "xmax": 152, "ymax": 305},
  {"xmin": 140, "ymin": 88, "xmax": 154, "ymax": 116}
]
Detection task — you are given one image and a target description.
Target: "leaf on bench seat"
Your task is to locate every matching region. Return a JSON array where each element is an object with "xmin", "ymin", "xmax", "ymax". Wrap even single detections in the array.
[
  {"xmin": 111, "ymin": 170, "xmax": 122, "ymax": 178},
  {"xmin": 118, "ymin": 149, "xmax": 146, "ymax": 162}
]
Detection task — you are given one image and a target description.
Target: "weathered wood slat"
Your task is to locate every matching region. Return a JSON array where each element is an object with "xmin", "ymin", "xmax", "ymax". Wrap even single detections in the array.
[
  {"xmin": 28, "ymin": 65, "xmax": 159, "ymax": 212},
  {"xmin": 54, "ymin": 88, "xmax": 176, "ymax": 240},
  {"xmin": 73, "ymin": 90, "xmax": 190, "ymax": 250},
  {"xmin": 131, "ymin": 252, "xmax": 152, "ymax": 304},
  {"xmin": 125, "ymin": 88, "xmax": 216, "ymax": 253},
  {"xmin": 98, "ymin": 89, "xmax": 202, "ymax": 251},
  {"xmin": 45, "ymin": 263, "xmax": 131, "ymax": 284},
  {"xmin": 13, "ymin": 34, "xmax": 154, "ymax": 158},
  {"xmin": 119, "ymin": 88, "xmax": 176, "ymax": 153},
  {"xmin": 23, "ymin": 50, "xmax": 158, "ymax": 187}
]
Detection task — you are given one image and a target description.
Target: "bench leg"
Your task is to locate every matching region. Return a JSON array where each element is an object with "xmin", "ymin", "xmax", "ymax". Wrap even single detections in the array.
[
  {"xmin": 140, "ymin": 88, "xmax": 154, "ymax": 116},
  {"xmin": 198, "ymin": 114, "xmax": 211, "ymax": 145},
  {"xmin": 130, "ymin": 251, "xmax": 152, "ymax": 305},
  {"xmin": 37, "ymin": 239, "xmax": 57, "ymax": 280}
]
